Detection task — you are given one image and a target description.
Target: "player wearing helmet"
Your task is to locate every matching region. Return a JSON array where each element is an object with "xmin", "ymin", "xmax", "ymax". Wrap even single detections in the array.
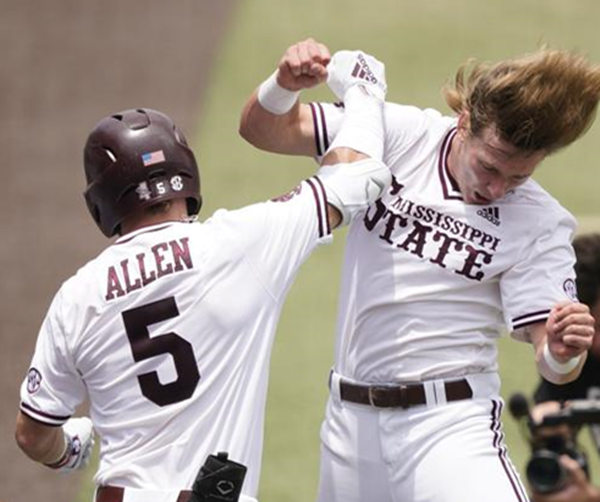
[
  {"xmin": 239, "ymin": 39, "xmax": 600, "ymax": 502},
  {"xmin": 83, "ymin": 108, "xmax": 201, "ymax": 238},
  {"xmin": 15, "ymin": 52, "xmax": 391, "ymax": 502}
]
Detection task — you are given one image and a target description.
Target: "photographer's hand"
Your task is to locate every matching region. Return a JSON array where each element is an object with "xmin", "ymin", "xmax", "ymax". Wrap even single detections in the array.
[
  {"xmin": 530, "ymin": 401, "xmax": 572, "ymax": 439},
  {"xmin": 532, "ymin": 455, "xmax": 600, "ymax": 502}
]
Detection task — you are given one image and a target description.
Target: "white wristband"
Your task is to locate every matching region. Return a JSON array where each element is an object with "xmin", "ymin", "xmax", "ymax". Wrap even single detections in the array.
[
  {"xmin": 543, "ymin": 342, "xmax": 582, "ymax": 374},
  {"xmin": 257, "ymin": 71, "xmax": 300, "ymax": 115}
]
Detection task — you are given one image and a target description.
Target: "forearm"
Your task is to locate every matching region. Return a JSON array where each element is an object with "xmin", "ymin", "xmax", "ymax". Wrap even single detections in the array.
[
  {"xmin": 239, "ymin": 90, "xmax": 317, "ymax": 156},
  {"xmin": 15, "ymin": 411, "xmax": 66, "ymax": 464},
  {"xmin": 16, "ymin": 411, "xmax": 95, "ymax": 471}
]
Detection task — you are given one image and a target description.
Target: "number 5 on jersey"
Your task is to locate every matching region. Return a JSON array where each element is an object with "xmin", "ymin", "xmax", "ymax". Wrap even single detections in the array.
[{"xmin": 122, "ymin": 297, "xmax": 200, "ymax": 406}]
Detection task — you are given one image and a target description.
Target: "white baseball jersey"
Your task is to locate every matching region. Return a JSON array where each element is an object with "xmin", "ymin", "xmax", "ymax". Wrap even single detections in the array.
[
  {"xmin": 310, "ymin": 101, "xmax": 577, "ymax": 384},
  {"xmin": 20, "ymin": 177, "xmax": 332, "ymax": 497}
]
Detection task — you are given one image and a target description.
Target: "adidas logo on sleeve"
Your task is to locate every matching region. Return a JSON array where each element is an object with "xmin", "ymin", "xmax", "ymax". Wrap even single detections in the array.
[{"xmin": 351, "ymin": 54, "xmax": 379, "ymax": 84}]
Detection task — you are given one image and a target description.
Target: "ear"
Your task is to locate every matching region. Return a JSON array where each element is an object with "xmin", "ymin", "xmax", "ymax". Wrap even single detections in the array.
[{"xmin": 456, "ymin": 110, "xmax": 471, "ymax": 140}]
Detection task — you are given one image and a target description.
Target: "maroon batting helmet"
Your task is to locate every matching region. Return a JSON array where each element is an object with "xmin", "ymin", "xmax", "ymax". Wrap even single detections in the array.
[{"xmin": 84, "ymin": 108, "xmax": 201, "ymax": 237}]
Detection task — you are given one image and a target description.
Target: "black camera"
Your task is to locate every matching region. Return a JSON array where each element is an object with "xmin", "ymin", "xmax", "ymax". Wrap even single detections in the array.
[
  {"xmin": 509, "ymin": 392, "xmax": 600, "ymax": 495},
  {"xmin": 526, "ymin": 430, "xmax": 589, "ymax": 494}
]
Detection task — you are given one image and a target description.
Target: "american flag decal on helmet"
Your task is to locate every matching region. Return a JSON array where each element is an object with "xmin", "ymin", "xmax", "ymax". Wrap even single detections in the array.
[{"xmin": 142, "ymin": 150, "xmax": 165, "ymax": 166}]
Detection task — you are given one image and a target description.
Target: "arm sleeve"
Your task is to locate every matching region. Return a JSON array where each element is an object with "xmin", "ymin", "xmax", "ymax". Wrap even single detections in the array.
[
  {"xmin": 309, "ymin": 101, "xmax": 444, "ymax": 167},
  {"xmin": 19, "ymin": 290, "xmax": 87, "ymax": 425},
  {"xmin": 214, "ymin": 177, "xmax": 333, "ymax": 300},
  {"xmin": 500, "ymin": 209, "xmax": 578, "ymax": 335}
]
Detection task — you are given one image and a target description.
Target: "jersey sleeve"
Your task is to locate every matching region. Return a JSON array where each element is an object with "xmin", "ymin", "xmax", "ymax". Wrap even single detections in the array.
[
  {"xmin": 309, "ymin": 101, "xmax": 439, "ymax": 166},
  {"xmin": 500, "ymin": 209, "xmax": 577, "ymax": 335},
  {"xmin": 19, "ymin": 289, "xmax": 86, "ymax": 425},
  {"xmin": 214, "ymin": 176, "xmax": 333, "ymax": 300}
]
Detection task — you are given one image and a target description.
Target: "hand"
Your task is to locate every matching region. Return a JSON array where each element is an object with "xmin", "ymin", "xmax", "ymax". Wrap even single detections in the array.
[
  {"xmin": 530, "ymin": 401, "xmax": 573, "ymax": 445},
  {"xmin": 327, "ymin": 50, "xmax": 387, "ymax": 101},
  {"xmin": 46, "ymin": 417, "xmax": 95, "ymax": 472},
  {"xmin": 531, "ymin": 455, "xmax": 600, "ymax": 502},
  {"xmin": 546, "ymin": 301, "xmax": 594, "ymax": 362},
  {"xmin": 276, "ymin": 38, "xmax": 331, "ymax": 91}
]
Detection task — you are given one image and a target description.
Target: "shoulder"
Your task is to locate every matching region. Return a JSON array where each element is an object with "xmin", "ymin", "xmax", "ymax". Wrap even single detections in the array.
[
  {"xmin": 507, "ymin": 179, "xmax": 576, "ymax": 231},
  {"xmin": 500, "ymin": 180, "xmax": 576, "ymax": 259},
  {"xmin": 384, "ymin": 102, "xmax": 453, "ymax": 125},
  {"xmin": 203, "ymin": 204, "xmax": 267, "ymax": 231},
  {"xmin": 384, "ymin": 103, "xmax": 455, "ymax": 142},
  {"xmin": 381, "ymin": 103, "xmax": 456, "ymax": 163}
]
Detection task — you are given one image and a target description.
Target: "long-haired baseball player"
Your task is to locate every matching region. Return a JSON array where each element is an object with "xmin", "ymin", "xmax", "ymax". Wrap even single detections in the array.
[
  {"xmin": 239, "ymin": 39, "xmax": 600, "ymax": 501},
  {"xmin": 14, "ymin": 58, "xmax": 391, "ymax": 502}
]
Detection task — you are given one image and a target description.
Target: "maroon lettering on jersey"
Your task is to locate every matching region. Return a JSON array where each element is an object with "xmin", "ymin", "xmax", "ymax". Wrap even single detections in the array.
[
  {"xmin": 361, "ymin": 174, "xmax": 501, "ymax": 282},
  {"xmin": 397, "ymin": 220, "xmax": 431, "ymax": 258},
  {"xmin": 152, "ymin": 242, "xmax": 173, "ymax": 277},
  {"xmin": 170, "ymin": 238, "xmax": 193, "ymax": 272},
  {"xmin": 105, "ymin": 265, "xmax": 126, "ymax": 300},
  {"xmin": 121, "ymin": 258, "xmax": 142, "ymax": 293},
  {"xmin": 105, "ymin": 238, "xmax": 194, "ymax": 301},
  {"xmin": 136, "ymin": 253, "xmax": 157, "ymax": 286},
  {"xmin": 429, "ymin": 231, "xmax": 464, "ymax": 268},
  {"xmin": 381, "ymin": 211, "xmax": 409, "ymax": 245},
  {"xmin": 364, "ymin": 199, "xmax": 386, "ymax": 231},
  {"xmin": 454, "ymin": 245, "xmax": 493, "ymax": 281},
  {"xmin": 389, "ymin": 177, "xmax": 404, "ymax": 196}
]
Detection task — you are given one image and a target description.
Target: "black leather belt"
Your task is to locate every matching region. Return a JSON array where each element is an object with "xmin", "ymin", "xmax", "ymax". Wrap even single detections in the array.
[
  {"xmin": 339, "ymin": 378, "xmax": 473, "ymax": 408},
  {"xmin": 96, "ymin": 486, "xmax": 192, "ymax": 502}
]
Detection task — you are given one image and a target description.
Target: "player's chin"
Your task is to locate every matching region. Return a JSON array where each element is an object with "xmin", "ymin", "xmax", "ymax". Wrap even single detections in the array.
[
  {"xmin": 471, "ymin": 191, "xmax": 493, "ymax": 205},
  {"xmin": 464, "ymin": 195, "xmax": 490, "ymax": 205}
]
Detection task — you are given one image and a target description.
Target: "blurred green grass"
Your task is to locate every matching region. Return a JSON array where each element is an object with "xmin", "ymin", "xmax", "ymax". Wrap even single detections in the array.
[{"xmin": 78, "ymin": 1, "xmax": 600, "ymax": 500}]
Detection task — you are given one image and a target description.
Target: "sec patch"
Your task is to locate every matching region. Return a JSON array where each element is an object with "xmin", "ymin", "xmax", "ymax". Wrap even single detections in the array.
[
  {"xmin": 563, "ymin": 278, "xmax": 578, "ymax": 301},
  {"xmin": 27, "ymin": 368, "xmax": 42, "ymax": 394}
]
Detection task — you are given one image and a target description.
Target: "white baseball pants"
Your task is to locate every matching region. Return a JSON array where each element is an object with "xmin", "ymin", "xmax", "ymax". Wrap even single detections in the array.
[{"xmin": 316, "ymin": 372, "xmax": 529, "ymax": 502}]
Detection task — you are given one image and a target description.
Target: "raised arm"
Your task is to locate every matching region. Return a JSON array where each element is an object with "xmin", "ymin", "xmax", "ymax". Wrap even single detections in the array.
[
  {"xmin": 313, "ymin": 50, "xmax": 389, "ymax": 229},
  {"xmin": 526, "ymin": 301, "xmax": 594, "ymax": 384},
  {"xmin": 239, "ymin": 38, "xmax": 330, "ymax": 156}
]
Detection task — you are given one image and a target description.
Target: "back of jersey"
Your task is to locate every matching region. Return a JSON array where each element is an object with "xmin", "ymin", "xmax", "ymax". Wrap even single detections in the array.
[
  {"xmin": 20, "ymin": 177, "xmax": 331, "ymax": 497},
  {"xmin": 75, "ymin": 219, "xmax": 277, "ymax": 492}
]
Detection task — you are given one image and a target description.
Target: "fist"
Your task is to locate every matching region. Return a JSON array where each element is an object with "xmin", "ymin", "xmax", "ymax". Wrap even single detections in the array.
[
  {"xmin": 47, "ymin": 417, "xmax": 95, "ymax": 472},
  {"xmin": 277, "ymin": 38, "xmax": 331, "ymax": 91},
  {"xmin": 327, "ymin": 50, "xmax": 387, "ymax": 101},
  {"xmin": 546, "ymin": 301, "xmax": 594, "ymax": 361}
]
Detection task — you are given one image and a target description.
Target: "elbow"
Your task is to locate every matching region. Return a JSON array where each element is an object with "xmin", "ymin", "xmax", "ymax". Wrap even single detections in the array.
[
  {"xmin": 239, "ymin": 108, "xmax": 268, "ymax": 150},
  {"xmin": 15, "ymin": 425, "xmax": 37, "ymax": 457},
  {"xmin": 238, "ymin": 98, "xmax": 262, "ymax": 148},
  {"xmin": 238, "ymin": 116, "xmax": 255, "ymax": 146}
]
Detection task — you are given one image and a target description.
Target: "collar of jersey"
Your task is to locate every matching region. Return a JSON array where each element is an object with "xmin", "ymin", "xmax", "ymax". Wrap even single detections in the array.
[
  {"xmin": 114, "ymin": 221, "xmax": 180, "ymax": 245},
  {"xmin": 437, "ymin": 127, "xmax": 463, "ymax": 201}
]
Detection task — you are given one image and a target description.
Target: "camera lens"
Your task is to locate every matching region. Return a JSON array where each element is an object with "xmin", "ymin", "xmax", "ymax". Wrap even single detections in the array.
[{"xmin": 526, "ymin": 450, "xmax": 566, "ymax": 494}]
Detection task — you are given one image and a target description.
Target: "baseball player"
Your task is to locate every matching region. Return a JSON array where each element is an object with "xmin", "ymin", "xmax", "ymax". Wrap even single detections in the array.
[
  {"xmin": 239, "ymin": 39, "xmax": 600, "ymax": 501},
  {"xmin": 14, "ymin": 58, "xmax": 391, "ymax": 502}
]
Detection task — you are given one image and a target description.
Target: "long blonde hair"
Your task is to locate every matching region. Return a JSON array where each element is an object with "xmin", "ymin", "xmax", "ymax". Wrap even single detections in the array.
[{"xmin": 443, "ymin": 48, "xmax": 600, "ymax": 152}]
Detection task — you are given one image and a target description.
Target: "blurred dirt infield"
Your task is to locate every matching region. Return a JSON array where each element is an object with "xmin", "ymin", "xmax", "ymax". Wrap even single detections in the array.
[{"xmin": 0, "ymin": 1, "xmax": 237, "ymax": 500}]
